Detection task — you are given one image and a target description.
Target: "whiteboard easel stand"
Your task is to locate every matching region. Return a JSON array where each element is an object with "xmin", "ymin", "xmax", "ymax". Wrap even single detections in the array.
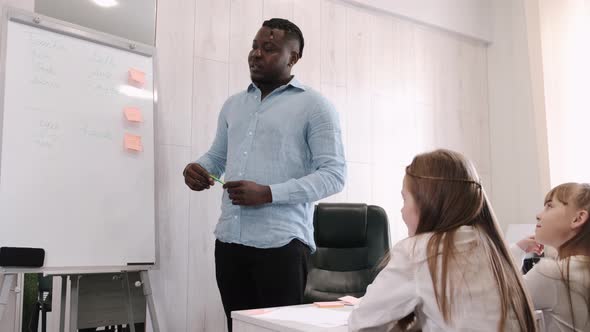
[
  {"xmin": 60, "ymin": 270, "xmax": 160, "ymax": 332},
  {"xmin": 0, "ymin": 273, "xmax": 15, "ymax": 320},
  {"xmin": 0, "ymin": 271, "xmax": 23, "ymax": 330},
  {"xmin": 1, "ymin": 267, "xmax": 160, "ymax": 332}
]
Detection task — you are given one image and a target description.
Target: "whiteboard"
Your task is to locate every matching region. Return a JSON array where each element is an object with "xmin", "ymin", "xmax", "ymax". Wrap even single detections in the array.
[{"xmin": 0, "ymin": 10, "xmax": 157, "ymax": 270}]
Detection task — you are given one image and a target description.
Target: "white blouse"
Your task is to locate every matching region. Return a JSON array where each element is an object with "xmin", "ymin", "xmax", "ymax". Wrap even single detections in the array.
[
  {"xmin": 348, "ymin": 226, "xmax": 522, "ymax": 331},
  {"xmin": 511, "ymin": 245, "xmax": 590, "ymax": 332}
]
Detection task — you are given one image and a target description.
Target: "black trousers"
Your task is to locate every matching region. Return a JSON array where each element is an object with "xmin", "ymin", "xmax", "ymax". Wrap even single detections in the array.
[{"xmin": 215, "ymin": 239, "xmax": 310, "ymax": 332}]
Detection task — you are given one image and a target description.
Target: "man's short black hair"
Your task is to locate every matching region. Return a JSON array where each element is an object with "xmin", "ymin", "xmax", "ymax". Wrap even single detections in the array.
[{"xmin": 262, "ymin": 18, "xmax": 304, "ymax": 58}]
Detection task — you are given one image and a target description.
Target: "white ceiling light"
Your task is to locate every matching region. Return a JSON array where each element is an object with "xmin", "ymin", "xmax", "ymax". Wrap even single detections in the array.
[{"xmin": 92, "ymin": 0, "xmax": 119, "ymax": 8}]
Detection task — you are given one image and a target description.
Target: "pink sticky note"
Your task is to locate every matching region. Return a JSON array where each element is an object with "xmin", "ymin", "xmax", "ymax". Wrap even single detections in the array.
[
  {"xmin": 338, "ymin": 296, "xmax": 360, "ymax": 306},
  {"xmin": 313, "ymin": 301, "xmax": 345, "ymax": 308},
  {"xmin": 124, "ymin": 107, "xmax": 143, "ymax": 122},
  {"xmin": 244, "ymin": 309, "xmax": 275, "ymax": 315},
  {"xmin": 124, "ymin": 133, "xmax": 142, "ymax": 151},
  {"xmin": 128, "ymin": 68, "xmax": 145, "ymax": 86}
]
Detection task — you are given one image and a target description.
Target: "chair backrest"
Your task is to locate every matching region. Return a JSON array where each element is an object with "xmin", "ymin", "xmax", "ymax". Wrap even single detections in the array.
[{"xmin": 304, "ymin": 203, "xmax": 390, "ymax": 302}]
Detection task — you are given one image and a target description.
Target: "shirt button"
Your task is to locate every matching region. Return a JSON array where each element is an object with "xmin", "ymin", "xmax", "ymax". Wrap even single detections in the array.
[
  {"xmin": 239, "ymin": 172, "xmax": 243, "ymax": 176},
  {"xmin": 234, "ymin": 215, "xmax": 238, "ymax": 219},
  {"xmin": 248, "ymin": 131, "xmax": 253, "ymax": 136},
  {"xmin": 243, "ymin": 151, "xmax": 247, "ymax": 155}
]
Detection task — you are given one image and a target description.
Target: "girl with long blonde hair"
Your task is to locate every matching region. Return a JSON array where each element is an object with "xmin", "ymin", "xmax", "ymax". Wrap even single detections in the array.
[
  {"xmin": 348, "ymin": 149, "xmax": 536, "ymax": 331},
  {"xmin": 513, "ymin": 182, "xmax": 590, "ymax": 331}
]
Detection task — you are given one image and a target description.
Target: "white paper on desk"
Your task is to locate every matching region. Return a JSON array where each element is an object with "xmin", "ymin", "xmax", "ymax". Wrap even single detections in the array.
[
  {"xmin": 505, "ymin": 223, "xmax": 537, "ymax": 243},
  {"xmin": 257, "ymin": 306, "xmax": 350, "ymax": 327}
]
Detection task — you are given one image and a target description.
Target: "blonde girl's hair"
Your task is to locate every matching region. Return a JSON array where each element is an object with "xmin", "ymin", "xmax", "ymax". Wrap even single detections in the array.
[{"xmin": 384, "ymin": 149, "xmax": 536, "ymax": 331}]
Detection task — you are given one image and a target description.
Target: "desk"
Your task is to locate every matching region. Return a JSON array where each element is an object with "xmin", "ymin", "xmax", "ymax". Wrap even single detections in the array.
[
  {"xmin": 232, "ymin": 304, "xmax": 353, "ymax": 332},
  {"xmin": 233, "ymin": 305, "xmax": 546, "ymax": 332}
]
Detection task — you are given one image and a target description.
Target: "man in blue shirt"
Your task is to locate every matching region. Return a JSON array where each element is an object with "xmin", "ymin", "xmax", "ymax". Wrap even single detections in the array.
[{"xmin": 183, "ymin": 18, "xmax": 346, "ymax": 331}]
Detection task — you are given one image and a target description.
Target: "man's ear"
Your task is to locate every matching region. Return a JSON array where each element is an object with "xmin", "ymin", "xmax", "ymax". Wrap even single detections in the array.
[
  {"xmin": 288, "ymin": 51, "xmax": 300, "ymax": 67},
  {"xmin": 572, "ymin": 210, "xmax": 589, "ymax": 230}
]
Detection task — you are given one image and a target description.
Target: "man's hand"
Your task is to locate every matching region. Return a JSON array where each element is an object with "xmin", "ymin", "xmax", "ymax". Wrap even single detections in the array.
[
  {"xmin": 223, "ymin": 180, "xmax": 272, "ymax": 206},
  {"xmin": 183, "ymin": 163, "xmax": 214, "ymax": 191},
  {"xmin": 517, "ymin": 235, "xmax": 544, "ymax": 255}
]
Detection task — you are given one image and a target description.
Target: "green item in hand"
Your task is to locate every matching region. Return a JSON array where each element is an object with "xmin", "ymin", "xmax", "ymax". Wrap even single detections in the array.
[{"xmin": 209, "ymin": 174, "xmax": 225, "ymax": 185}]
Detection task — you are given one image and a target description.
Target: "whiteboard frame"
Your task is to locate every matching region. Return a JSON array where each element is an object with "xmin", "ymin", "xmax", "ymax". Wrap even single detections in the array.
[{"xmin": 0, "ymin": 7, "xmax": 160, "ymax": 274}]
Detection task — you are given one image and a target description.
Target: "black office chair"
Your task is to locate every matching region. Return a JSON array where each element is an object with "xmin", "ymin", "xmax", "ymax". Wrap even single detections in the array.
[{"xmin": 304, "ymin": 203, "xmax": 390, "ymax": 302}]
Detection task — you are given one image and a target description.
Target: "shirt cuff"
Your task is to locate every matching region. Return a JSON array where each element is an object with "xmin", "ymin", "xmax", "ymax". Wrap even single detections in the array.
[
  {"xmin": 270, "ymin": 182, "xmax": 291, "ymax": 203},
  {"xmin": 194, "ymin": 159, "xmax": 213, "ymax": 174}
]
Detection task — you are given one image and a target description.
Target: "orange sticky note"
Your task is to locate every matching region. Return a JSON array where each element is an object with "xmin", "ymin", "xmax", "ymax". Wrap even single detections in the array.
[
  {"xmin": 124, "ymin": 133, "xmax": 142, "ymax": 151},
  {"xmin": 338, "ymin": 296, "xmax": 360, "ymax": 306},
  {"xmin": 124, "ymin": 107, "xmax": 143, "ymax": 122},
  {"xmin": 313, "ymin": 301, "xmax": 344, "ymax": 308},
  {"xmin": 128, "ymin": 68, "xmax": 145, "ymax": 86}
]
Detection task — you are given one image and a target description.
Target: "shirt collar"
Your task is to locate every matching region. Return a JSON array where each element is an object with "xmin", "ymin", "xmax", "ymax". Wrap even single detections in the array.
[{"xmin": 247, "ymin": 76, "xmax": 306, "ymax": 94}]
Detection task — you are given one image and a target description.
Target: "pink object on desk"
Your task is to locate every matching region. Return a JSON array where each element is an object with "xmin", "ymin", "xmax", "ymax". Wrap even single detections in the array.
[
  {"xmin": 313, "ymin": 301, "xmax": 345, "ymax": 308},
  {"xmin": 243, "ymin": 308, "xmax": 275, "ymax": 315},
  {"xmin": 338, "ymin": 295, "xmax": 360, "ymax": 306}
]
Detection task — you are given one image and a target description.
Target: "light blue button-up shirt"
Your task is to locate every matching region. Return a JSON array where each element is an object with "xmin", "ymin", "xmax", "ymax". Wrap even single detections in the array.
[{"xmin": 196, "ymin": 77, "xmax": 346, "ymax": 251}]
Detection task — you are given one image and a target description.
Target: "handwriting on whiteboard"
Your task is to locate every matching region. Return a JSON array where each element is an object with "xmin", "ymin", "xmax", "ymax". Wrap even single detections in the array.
[{"xmin": 34, "ymin": 119, "xmax": 60, "ymax": 148}]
